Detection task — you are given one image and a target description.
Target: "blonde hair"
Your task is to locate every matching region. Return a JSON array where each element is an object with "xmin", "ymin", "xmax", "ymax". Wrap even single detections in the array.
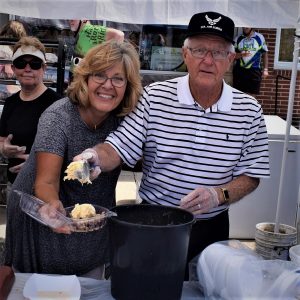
[
  {"xmin": 13, "ymin": 36, "xmax": 46, "ymax": 58},
  {"xmin": 67, "ymin": 40, "xmax": 142, "ymax": 116},
  {"xmin": 0, "ymin": 20, "xmax": 28, "ymax": 39}
]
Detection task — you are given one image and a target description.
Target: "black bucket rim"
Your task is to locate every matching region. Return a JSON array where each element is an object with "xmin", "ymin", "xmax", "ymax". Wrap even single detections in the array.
[{"xmin": 110, "ymin": 204, "xmax": 195, "ymax": 229}]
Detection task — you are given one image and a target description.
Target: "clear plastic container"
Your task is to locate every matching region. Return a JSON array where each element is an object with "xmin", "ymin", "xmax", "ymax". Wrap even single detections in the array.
[
  {"xmin": 197, "ymin": 240, "xmax": 300, "ymax": 299},
  {"xmin": 17, "ymin": 190, "xmax": 72, "ymax": 229},
  {"xmin": 16, "ymin": 190, "xmax": 115, "ymax": 232},
  {"xmin": 65, "ymin": 205, "xmax": 115, "ymax": 232},
  {"xmin": 289, "ymin": 244, "xmax": 300, "ymax": 265}
]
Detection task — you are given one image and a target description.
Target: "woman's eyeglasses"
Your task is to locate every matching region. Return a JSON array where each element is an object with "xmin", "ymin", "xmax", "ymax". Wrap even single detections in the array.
[
  {"xmin": 13, "ymin": 58, "xmax": 43, "ymax": 70},
  {"xmin": 91, "ymin": 72, "xmax": 127, "ymax": 88}
]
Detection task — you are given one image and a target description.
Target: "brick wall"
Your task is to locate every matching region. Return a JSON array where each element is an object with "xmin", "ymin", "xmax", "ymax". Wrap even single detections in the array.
[{"xmin": 256, "ymin": 29, "xmax": 300, "ymax": 128}]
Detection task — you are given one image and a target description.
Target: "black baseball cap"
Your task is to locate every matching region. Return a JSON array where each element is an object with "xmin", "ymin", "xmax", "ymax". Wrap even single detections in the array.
[{"xmin": 186, "ymin": 11, "xmax": 235, "ymax": 45}]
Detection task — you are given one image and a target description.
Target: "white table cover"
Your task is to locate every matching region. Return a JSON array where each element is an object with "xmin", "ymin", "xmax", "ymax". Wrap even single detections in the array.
[{"xmin": 8, "ymin": 273, "xmax": 204, "ymax": 299}]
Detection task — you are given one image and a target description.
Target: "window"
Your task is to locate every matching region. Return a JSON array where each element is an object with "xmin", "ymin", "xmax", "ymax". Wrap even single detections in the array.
[
  {"xmin": 113, "ymin": 23, "xmax": 188, "ymax": 72},
  {"xmin": 274, "ymin": 28, "xmax": 300, "ymax": 70},
  {"xmin": 106, "ymin": 22, "xmax": 189, "ymax": 85}
]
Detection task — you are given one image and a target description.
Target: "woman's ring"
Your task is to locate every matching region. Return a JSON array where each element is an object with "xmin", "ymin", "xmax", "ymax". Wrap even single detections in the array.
[{"xmin": 198, "ymin": 203, "xmax": 201, "ymax": 209}]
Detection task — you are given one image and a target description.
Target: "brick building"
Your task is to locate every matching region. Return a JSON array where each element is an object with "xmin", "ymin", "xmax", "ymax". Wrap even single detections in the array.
[{"xmin": 256, "ymin": 29, "xmax": 300, "ymax": 127}]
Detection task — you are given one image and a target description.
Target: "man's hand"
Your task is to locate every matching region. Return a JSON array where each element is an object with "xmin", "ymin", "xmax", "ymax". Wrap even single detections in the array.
[
  {"xmin": 180, "ymin": 187, "xmax": 219, "ymax": 215},
  {"xmin": 1, "ymin": 134, "xmax": 26, "ymax": 158},
  {"xmin": 73, "ymin": 148, "xmax": 101, "ymax": 181}
]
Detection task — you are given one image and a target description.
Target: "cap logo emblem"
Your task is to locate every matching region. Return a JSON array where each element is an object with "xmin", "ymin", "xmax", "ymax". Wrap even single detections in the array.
[{"xmin": 205, "ymin": 15, "xmax": 221, "ymax": 26}]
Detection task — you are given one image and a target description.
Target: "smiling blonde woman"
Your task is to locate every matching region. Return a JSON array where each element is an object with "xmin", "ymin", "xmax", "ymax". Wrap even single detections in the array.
[{"xmin": 4, "ymin": 40, "xmax": 142, "ymax": 279}]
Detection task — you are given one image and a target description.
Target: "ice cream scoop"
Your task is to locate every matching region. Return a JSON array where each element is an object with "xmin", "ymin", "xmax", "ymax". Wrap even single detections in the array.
[{"xmin": 63, "ymin": 160, "xmax": 92, "ymax": 185}]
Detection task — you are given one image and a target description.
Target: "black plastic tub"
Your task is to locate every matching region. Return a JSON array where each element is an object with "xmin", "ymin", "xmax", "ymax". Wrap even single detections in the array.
[{"xmin": 108, "ymin": 204, "xmax": 195, "ymax": 300}]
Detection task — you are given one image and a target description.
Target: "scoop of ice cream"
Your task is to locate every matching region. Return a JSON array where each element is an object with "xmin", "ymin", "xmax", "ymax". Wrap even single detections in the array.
[
  {"xmin": 70, "ymin": 203, "xmax": 96, "ymax": 219},
  {"xmin": 63, "ymin": 160, "xmax": 92, "ymax": 185}
]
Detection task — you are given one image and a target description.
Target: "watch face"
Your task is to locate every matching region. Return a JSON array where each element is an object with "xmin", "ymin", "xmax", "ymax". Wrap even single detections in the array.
[
  {"xmin": 224, "ymin": 189, "xmax": 229, "ymax": 199},
  {"xmin": 222, "ymin": 188, "xmax": 229, "ymax": 202}
]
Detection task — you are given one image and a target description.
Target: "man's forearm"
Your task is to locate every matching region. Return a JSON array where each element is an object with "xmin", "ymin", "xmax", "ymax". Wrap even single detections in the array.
[
  {"xmin": 217, "ymin": 175, "xmax": 260, "ymax": 205},
  {"xmin": 93, "ymin": 143, "xmax": 122, "ymax": 172}
]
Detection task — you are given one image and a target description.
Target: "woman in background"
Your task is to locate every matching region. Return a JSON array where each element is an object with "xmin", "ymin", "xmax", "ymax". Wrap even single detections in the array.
[{"xmin": 0, "ymin": 36, "xmax": 60, "ymax": 185}]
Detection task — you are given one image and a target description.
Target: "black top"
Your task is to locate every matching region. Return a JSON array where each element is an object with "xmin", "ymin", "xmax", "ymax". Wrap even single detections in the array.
[{"xmin": 0, "ymin": 88, "xmax": 61, "ymax": 182}]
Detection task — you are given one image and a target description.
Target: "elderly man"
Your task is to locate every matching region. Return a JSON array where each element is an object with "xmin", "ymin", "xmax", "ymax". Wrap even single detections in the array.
[{"xmin": 75, "ymin": 11, "xmax": 270, "ymax": 279}]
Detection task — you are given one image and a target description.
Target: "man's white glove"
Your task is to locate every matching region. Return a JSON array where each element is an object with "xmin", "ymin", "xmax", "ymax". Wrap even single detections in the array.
[
  {"xmin": 73, "ymin": 148, "xmax": 101, "ymax": 181},
  {"xmin": 180, "ymin": 187, "xmax": 219, "ymax": 215}
]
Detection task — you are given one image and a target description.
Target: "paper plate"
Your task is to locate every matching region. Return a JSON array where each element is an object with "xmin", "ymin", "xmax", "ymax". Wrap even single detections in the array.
[{"xmin": 23, "ymin": 273, "xmax": 81, "ymax": 300}]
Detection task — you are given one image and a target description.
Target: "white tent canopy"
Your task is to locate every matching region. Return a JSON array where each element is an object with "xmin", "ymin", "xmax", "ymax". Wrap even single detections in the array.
[{"xmin": 0, "ymin": 0, "xmax": 299, "ymax": 28}]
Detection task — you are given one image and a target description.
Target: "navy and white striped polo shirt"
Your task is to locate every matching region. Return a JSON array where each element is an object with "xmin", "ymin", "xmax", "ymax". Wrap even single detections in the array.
[{"xmin": 106, "ymin": 75, "xmax": 270, "ymax": 219}]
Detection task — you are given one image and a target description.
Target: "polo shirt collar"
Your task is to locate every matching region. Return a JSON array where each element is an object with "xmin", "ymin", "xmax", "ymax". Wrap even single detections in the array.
[{"xmin": 177, "ymin": 74, "xmax": 233, "ymax": 112}]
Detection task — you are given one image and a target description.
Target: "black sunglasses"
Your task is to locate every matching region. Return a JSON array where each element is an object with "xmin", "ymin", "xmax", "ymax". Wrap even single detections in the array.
[{"xmin": 13, "ymin": 58, "xmax": 43, "ymax": 70}]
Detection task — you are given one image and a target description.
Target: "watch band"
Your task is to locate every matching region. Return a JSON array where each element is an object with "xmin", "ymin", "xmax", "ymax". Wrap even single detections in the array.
[{"xmin": 220, "ymin": 188, "xmax": 230, "ymax": 203}]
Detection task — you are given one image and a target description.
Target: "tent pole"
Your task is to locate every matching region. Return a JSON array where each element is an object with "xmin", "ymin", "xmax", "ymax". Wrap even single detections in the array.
[{"xmin": 274, "ymin": 33, "xmax": 300, "ymax": 233}]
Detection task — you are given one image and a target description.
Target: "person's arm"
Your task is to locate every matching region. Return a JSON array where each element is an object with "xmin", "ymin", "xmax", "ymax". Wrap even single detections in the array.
[
  {"xmin": 215, "ymin": 175, "xmax": 259, "ymax": 205},
  {"xmin": 180, "ymin": 175, "xmax": 259, "ymax": 215},
  {"xmin": 234, "ymin": 51, "xmax": 251, "ymax": 60},
  {"xmin": 106, "ymin": 28, "xmax": 124, "ymax": 42},
  {"xmin": 73, "ymin": 143, "xmax": 122, "ymax": 181},
  {"xmin": 262, "ymin": 52, "xmax": 269, "ymax": 78},
  {"xmin": 94, "ymin": 143, "xmax": 122, "ymax": 171},
  {"xmin": 34, "ymin": 152, "xmax": 71, "ymax": 234},
  {"xmin": 34, "ymin": 152, "xmax": 63, "ymax": 207}
]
